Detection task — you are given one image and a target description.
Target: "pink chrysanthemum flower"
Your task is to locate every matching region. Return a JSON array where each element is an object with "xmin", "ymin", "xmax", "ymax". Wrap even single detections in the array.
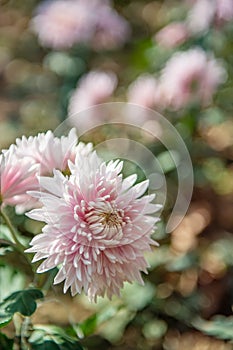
[
  {"xmin": 31, "ymin": 0, "xmax": 130, "ymax": 50},
  {"xmin": 68, "ymin": 70, "xmax": 117, "ymax": 115},
  {"xmin": 91, "ymin": 4, "xmax": 131, "ymax": 50},
  {"xmin": 1, "ymin": 129, "xmax": 78, "ymax": 213},
  {"xmin": 155, "ymin": 22, "xmax": 189, "ymax": 49},
  {"xmin": 0, "ymin": 145, "xmax": 38, "ymax": 209},
  {"xmin": 68, "ymin": 70, "xmax": 117, "ymax": 129},
  {"xmin": 187, "ymin": 0, "xmax": 215, "ymax": 34},
  {"xmin": 215, "ymin": 0, "xmax": 233, "ymax": 25},
  {"xmin": 31, "ymin": 0, "xmax": 95, "ymax": 49},
  {"xmin": 127, "ymin": 74, "xmax": 160, "ymax": 109},
  {"xmin": 187, "ymin": 0, "xmax": 233, "ymax": 33},
  {"xmin": 15, "ymin": 128, "xmax": 78, "ymax": 176},
  {"xmin": 26, "ymin": 143, "xmax": 160, "ymax": 301},
  {"xmin": 159, "ymin": 48, "xmax": 226, "ymax": 110}
]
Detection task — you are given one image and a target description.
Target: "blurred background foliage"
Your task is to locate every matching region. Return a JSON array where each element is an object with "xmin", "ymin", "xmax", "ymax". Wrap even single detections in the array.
[{"xmin": 0, "ymin": 0, "xmax": 233, "ymax": 349}]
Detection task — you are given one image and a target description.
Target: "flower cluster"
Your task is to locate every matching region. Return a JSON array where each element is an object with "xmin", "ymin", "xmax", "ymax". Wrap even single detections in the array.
[
  {"xmin": 154, "ymin": 0, "xmax": 233, "ymax": 48},
  {"xmin": 67, "ymin": 48, "xmax": 225, "ymax": 118},
  {"xmin": 131, "ymin": 48, "xmax": 225, "ymax": 111},
  {"xmin": 31, "ymin": 0, "xmax": 130, "ymax": 50},
  {"xmin": 0, "ymin": 129, "xmax": 160, "ymax": 301}
]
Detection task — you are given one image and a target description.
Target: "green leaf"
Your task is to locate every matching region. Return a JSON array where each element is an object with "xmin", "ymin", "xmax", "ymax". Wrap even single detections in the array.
[
  {"xmin": 78, "ymin": 314, "xmax": 97, "ymax": 337},
  {"xmin": 0, "ymin": 289, "xmax": 43, "ymax": 325},
  {"xmin": 193, "ymin": 315, "xmax": 233, "ymax": 340},
  {"xmin": 166, "ymin": 252, "xmax": 197, "ymax": 271},
  {"xmin": 31, "ymin": 341, "xmax": 83, "ymax": 350},
  {"xmin": 0, "ymin": 331, "xmax": 13, "ymax": 349},
  {"xmin": 31, "ymin": 341, "xmax": 61, "ymax": 350},
  {"xmin": 0, "ymin": 265, "xmax": 26, "ymax": 301},
  {"xmin": 122, "ymin": 282, "xmax": 155, "ymax": 311},
  {"xmin": 0, "ymin": 308, "xmax": 12, "ymax": 328},
  {"xmin": 29, "ymin": 325, "xmax": 84, "ymax": 350}
]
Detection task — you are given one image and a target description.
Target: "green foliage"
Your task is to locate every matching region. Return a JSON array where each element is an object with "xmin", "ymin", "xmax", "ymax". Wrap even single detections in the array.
[
  {"xmin": 78, "ymin": 314, "xmax": 98, "ymax": 337},
  {"xmin": 0, "ymin": 264, "xmax": 26, "ymax": 300},
  {"xmin": 31, "ymin": 341, "xmax": 81, "ymax": 350},
  {"xmin": 29, "ymin": 325, "xmax": 84, "ymax": 350},
  {"xmin": 193, "ymin": 316, "xmax": 233, "ymax": 340},
  {"xmin": 166, "ymin": 252, "xmax": 198, "ymax": 271},
  {"xmin": 0, "ymin": 308, "xmax": 12, "ymax": 328},
  {"xmin": 0, "ymin": 289, "xmax": 43, "ymax": 327},
  {"xmin": 0, "ymin": 331, "xmax": 13, "ymax": 350}
]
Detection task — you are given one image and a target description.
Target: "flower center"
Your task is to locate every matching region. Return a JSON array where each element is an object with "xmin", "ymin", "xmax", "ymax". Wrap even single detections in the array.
[
  {"xmin": 85, "ymin": 201, "xmax": 125, "ymax": 240},
  {"xmin": 100, "ymin": 210, "xmax": 123, "ymax": 227},
  {"xmin": 73, "ymin": 200, "xmax": 129, "ymax": 243}
]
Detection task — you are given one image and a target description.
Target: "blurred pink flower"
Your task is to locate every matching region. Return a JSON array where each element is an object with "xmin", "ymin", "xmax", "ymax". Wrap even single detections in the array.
[
  {"xmin": 187, "ymin": 0, "xmax": 215, "ymax": 33},
  {"xmin": 127, "ymin": 74, "xmax": 159, "ymax": 109},
  {"xmin": 68, "ymin": 70, "xmax": 117, "ymax": 129},
  {"xmin": 91, "ymin": 5, "xmax": 131, "ymax": 50},
  {"xmin": 26, "ymin": 144, "xmax": 160, "ymax": 301},
  {"xmin": 215, "ymin": 0, "xmax": 233, "ymax": 25},
  {"xmin": 0, "ymin": 145, "xmax": 38, "ymax": 210},
  {"xmin": 155, "ymin": 22, "xmax": 189, "ymax": 48},
  {"xmin": 31, "ymin": 0, "xmax": 94, "ymax": 49},
  {"xmin": 159, "ymin": 48, "xmax": 226, "ymax": 110},
  {"xmin": 15, "ymin": 128, "xmax": 78, "ymax": 176},
  {"xmin": 31, "ymin": 0, "xmax": 130, "ymax": 50},
  {"xmin": 187, "ymin": 0, "xmax": 233, "ymax": 33}
]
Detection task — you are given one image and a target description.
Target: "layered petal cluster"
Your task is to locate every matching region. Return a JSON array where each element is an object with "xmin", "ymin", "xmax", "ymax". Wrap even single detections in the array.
[
  {"xmin": 31, "ymin": 0, "xmax": 130, "ymax": 50},
  {"xmin": 15, "ymin": 128, "xmax": 78, "ymax": 175},
  {"xmin": 26, "ymin": 144, "xmax": 160, "ymax": 301},
  {"xmin": 0, "ymin": 129, "xmax": 78, "ymax": 213},
  {"xmin": 0, "ymin": 145, "xmax": 38, "ymax": 209}
]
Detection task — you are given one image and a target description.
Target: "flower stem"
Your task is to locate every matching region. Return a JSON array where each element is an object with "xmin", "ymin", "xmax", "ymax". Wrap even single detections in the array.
[
  {"xmin": 0, "ymin": 206, "xmax": 35, "ymax": 275},
  {"xmin": 0, "ymin": 206, "xmax": 26, "ymax": 253}
]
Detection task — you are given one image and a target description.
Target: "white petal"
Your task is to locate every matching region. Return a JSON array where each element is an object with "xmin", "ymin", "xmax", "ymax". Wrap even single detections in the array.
[{"xmin": 121, "ymin": 174, "xmax": 137, "ymax": 192}]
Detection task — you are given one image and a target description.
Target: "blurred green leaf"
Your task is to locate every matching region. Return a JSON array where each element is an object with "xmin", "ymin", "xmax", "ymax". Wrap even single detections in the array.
[
  {"xmin": 31, "ymin": 340, "xmax": 83, "ymax": 350},
  {"xmin": 43, "ymin": 52, "xmax": 85, "ymax": 78},
  {"xmin": 0, "ymin": 225, "xmax": 13, "ymax": 243},
  {"xmin": 78, "ymin": 314, "xmax": 97, "ymax": 337},
  {"xmin": 193, "ymin": 315, "xmax": 233, "ymax": 340},
  {"xmin": 0, "ymin": 331, "xmax": 13, "ymax": 349},
  {"xmin": 157, "ymin": 151, "xmax": 178, "ymax": 173},
  {"xmin": 199, "ymin": 107, "xmax": 225, "ymax": 128},
  {"xmin": 166, "ymin": 252, "xmax": 198, "ymax": 271},
  {"xmin": 29, "ymin": 325, "xmax": 83, "ymax": 350},
  {"xmin": 0, "ymin": 289, "xmax": 43, "ymax": 323},
  {"xmin": 99, "ymin": 308, "xmax": 135, "ymax": 343},
  {"xmin": 122, "ymin": 282, "xmax": 155, "ymax": 311},
  {"xmin": 129, "ymin": 38, "xmax": 153, "ymax": 71},
  {"xmin": 0, "ymin": 265, "xmax": 26, "ymax": 300},
  {"xmin": 0, "ymin": 309, "xmax": 12, "ymax": 329}
]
